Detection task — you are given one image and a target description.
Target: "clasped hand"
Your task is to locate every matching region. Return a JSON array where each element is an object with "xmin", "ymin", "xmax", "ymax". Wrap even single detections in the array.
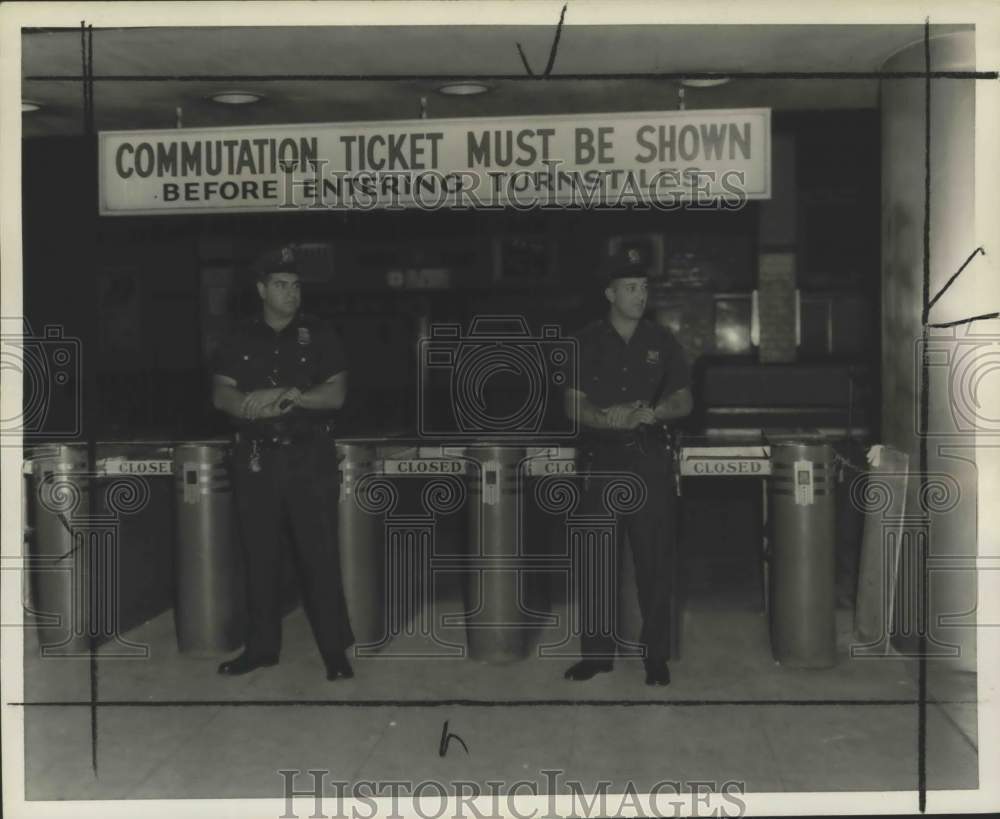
[
  {"xmin": 241, "ymin": 387, "xmax": 302, "ymax": 420},
  {"xmin": 604, "ymin": 401, "xmax": 657, "ymax": 430}
]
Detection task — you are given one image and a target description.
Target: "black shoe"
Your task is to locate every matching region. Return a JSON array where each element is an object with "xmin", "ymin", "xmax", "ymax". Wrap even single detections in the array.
[
  {"xmin": 217, "ymin": 652, "xmax": 278, "ymax": 676},
  {"xmin": 644, "ymin": 659, "xmax": 671, "ymax": 687},
  {"xmin": 325, "ymin": 653, "xmax": 354, "ymax": 681},
  {"xmin": 564, "ymin": 659, "xmax": 613, "ymax": 681}
]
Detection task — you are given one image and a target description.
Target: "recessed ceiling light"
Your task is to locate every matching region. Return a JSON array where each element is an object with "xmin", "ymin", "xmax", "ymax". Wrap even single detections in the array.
[
  {"xmin": 437, "ymin": 82, "xmax": 490, "ymax": 96},
  {"xmin": 210, "ymin": 91, "xmax": 263, "ymax": 105},
  {"xmin": 22, "ymin": 100, "xmax": 42, "ymax": 113},
  {"xmin": 679, "ymin": 78, "xmax": 731, "ymax": 88}
]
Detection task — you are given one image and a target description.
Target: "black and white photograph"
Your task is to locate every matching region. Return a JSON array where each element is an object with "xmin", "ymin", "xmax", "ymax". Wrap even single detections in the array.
[{"xmin": 2, "ymin": 2, "xmax": 999, "ymax": 817}]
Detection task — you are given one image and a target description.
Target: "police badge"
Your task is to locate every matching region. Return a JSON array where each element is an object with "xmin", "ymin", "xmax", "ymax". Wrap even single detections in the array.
[{"xmin": 298, "ymin": 326, "xmax": 311, "ymax": 346}]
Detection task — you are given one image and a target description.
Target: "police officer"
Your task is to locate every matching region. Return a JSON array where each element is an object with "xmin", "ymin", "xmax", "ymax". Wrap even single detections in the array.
[
  {"xmin": 563, "ymin": 245, "xmax": 692, "ymax": 686},
  {"xmin": 212, "ymin": 245, "xmax": 355, "ymax": 680}
]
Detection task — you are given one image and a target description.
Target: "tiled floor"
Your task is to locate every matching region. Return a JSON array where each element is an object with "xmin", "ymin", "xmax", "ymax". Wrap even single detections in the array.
[{"xmin": 20, "ymin": 596, "xmax": 979, "ymax": 801}]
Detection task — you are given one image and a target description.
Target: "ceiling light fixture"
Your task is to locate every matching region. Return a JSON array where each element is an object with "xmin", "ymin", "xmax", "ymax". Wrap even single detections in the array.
[
  {"xmin": 679, "ymin": 78, "xmax": 731, "ymax": 88},
  {"xmin": 210, "ymin": 91, "xmax": 263, "ymax": 105},
  {"xmin": 437, "ymin": 82, "xmax": 490, "ymax": 96},
  {"xmin": 22, "ymin": 100, "xmax": 42, "ymax": 113}
]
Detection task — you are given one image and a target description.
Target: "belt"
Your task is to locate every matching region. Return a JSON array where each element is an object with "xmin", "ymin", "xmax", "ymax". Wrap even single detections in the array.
[
  {"xmin": 237, "ymin": 428, "xmax": 331, "ymax": 448},
  {"xmin": 582, "ymin": 424, "xmax": 674, "ymax": 455}
]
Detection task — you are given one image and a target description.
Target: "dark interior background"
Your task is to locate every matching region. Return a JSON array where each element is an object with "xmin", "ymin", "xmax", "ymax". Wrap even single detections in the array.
[
  {"xmin": 22, "ymin": 110, "xmax": 881, "ymax": 442},
  {"xmin": 20, "ymin": 109, "xmax": 880, "ymax": 633}
]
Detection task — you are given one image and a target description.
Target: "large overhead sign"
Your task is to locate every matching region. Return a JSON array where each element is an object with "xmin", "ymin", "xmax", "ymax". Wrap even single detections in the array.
[{"xmin": 99, "ymin": 109, "xmax": 770, "ymax": 215}]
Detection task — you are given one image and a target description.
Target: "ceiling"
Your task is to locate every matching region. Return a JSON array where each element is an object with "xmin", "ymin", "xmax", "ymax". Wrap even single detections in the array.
[{"xmin": 21, "ymin": 24, "xmax": 971, "ymax": 137}]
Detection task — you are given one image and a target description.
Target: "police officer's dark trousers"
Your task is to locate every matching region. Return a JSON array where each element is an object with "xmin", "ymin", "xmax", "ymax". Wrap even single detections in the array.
[
  {"xmin": 232, "ymin": 436, "xmax": 354, "ymax": 666},
  {"xmin": 578, "ymin": 441, "xmax": 676, "ymax": 662}
]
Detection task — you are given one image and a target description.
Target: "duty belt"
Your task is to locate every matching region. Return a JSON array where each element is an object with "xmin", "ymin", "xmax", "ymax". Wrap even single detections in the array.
[
  {"xmin": 236, "ymin": 426, "xmax": 332, "ymax": 448},
  {"xmin": 582, "ymin": 424, "xmax": 674, "ymax": 457}
]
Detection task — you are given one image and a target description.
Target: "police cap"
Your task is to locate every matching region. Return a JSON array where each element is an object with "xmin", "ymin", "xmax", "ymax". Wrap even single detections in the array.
[
  {"xmin": 599, "ymin": 240, "xmax": 651, "ymax": 287},
  {"xmin": 252, "ymin": 245, "xmax": 299, "ymax": 281}
]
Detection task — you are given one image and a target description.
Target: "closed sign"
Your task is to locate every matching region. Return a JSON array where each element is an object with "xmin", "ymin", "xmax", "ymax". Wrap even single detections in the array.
[
  {"xmin": 383, "ymin": 459, "xmax": 466, "ymax": 475},
  {"xmin": 526, "ymin": 459, "xmax": 576, "ymax": 476},
  {"xmin": 99, "ymin": 459, "xmax": 174, "ymax": 475},
  {"xmin": 680, "ymin": 457, "xmax": 771, "ymax": 476}
]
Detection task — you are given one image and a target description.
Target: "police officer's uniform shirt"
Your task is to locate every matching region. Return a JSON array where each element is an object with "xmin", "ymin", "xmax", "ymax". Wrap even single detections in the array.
[
  {"xmin": 214, "ymin": 313, "xmax": 346, "ymax": 436},
  {"xmin": 576, "ymin": 317, "xmax": 691, "ymax": 415}
]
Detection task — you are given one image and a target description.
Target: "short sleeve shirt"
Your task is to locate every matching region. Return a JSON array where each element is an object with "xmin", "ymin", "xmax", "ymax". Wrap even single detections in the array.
[
  {"xmin": 574, "ymin": 318, "xmax": 691, "ymax": 411},
  {"xmin": 213, "ymin": 313, "xmax": 347, "ymax": 435}
]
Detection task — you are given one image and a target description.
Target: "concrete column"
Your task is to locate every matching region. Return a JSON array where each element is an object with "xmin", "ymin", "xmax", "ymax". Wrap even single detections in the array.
[{"xmin": 881, "ymin": 31, "xmax": 978, "ymax": 674}]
